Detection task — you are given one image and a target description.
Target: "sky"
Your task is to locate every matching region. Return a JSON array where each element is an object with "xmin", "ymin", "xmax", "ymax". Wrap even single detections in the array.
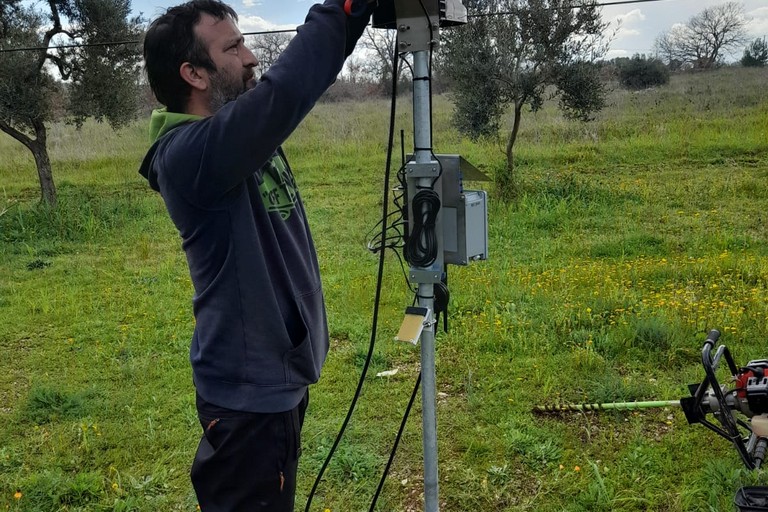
[
  {"xmin": 601, "ymin": 0, "xmax": 768, "ymax": 59},
  {"xmin": 129, "ymin": 0, "xmax": 768, "ymax": 59}
]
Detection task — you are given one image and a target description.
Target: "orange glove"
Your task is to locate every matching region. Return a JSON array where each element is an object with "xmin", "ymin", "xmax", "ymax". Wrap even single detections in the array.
[{"xmin": 344, "ymin": 0, "xmax": 376, "ymax": 17}]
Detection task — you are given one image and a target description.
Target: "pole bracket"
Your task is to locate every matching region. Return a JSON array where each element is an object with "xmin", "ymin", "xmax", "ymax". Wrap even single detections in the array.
[
  {"xmin": 409, "ymin": 269, "xmax": 442, "ymax": 283},
  {"xmin": 406, "ymin": 161, "xmax": 441, "ymax": 179}
]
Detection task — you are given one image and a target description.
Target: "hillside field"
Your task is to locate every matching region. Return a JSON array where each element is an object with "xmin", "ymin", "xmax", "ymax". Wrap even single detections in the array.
[{"xmin": 1, "ymin": 67, "xmax": 768, "ymax": 511}]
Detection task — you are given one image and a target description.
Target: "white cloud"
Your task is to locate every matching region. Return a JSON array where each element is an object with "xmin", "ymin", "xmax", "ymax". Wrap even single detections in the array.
[
  {"xmin": 609, "ymin": 9, "xmax": 646, "ymax": 41},
  {"xmin": 238, "ymin": 14, "xmax": 295, "ymax": 32},
  {"xmin": 746, "ymin": 6, "xmax": 768, "ymax": 38},
  {"xmin": 669, "ymin": 22, "xmax": 687, "ymax": 31},
  {"xmin": 606, "ymin": 48, "xmax": 631, "ymax": 59},
  {"xmin": 614, "ymin": 8, "xmax": 646, "ymax": 26},
  {"xmin": 747, "ymin": 5, "xmax": 768, "ymax": 16},
  {"xmin": 242, "ymin": 0, "xmax": 261, "ymax": 7},
  {"xmin": 619, "ymin": 28, "xmax": 641, "ymax": 37}
]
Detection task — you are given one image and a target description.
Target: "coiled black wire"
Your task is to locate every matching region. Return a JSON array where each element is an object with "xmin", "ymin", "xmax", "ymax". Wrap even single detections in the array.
[{"xmin": 403, "ymin": 189, "xmax": 440, "ymax": 268}]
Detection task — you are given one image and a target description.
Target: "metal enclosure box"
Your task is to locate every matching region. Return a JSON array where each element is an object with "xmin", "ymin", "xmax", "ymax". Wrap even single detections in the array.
[
  {"xmin": 443, "ymin": 190, "xmax": 488, "ymax": 265},
  {"xmin": 372, "ymin": 0, "xmax": 468, "ymax": 26},
  {"xmin": 372, "ymin": 0, "xmax": 468, "ymax": 51},
  {"xmin": 405, "ymin": 154, "xmax": 489, "ymax": 266}
]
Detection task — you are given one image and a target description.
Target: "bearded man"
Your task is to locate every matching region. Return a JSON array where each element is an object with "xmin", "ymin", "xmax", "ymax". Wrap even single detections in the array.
[{"xmin": 139, "ymin": 1, "xmax": 374, "ymax": 509}]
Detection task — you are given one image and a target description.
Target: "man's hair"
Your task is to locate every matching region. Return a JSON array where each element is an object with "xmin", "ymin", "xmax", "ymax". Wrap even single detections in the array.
[{"xmin": 143, "ymin": 0, "xmax": 238, "ymax": 113}]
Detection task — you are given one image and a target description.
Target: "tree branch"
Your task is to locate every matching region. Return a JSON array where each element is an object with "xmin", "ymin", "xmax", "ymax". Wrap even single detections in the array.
[
  {"xmin": 34, "ymin": 0, "xmax": 82, "ymax": 75},
  {"xmin": 35, "ymin": 0, "xmax": 64, "ymax": 73},
  {"xmin": 0, "ymin": 118, "xmax": 34, "ymax": 149},
  {"xmin": 45, "ymin": 52, "xmax": 72, "ymax": 80}
]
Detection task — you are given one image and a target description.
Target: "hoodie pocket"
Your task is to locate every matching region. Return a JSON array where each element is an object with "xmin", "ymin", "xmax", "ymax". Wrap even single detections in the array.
[{"xmin": 283, "ymin": 287, "xmax": 328, "ymax": 385}]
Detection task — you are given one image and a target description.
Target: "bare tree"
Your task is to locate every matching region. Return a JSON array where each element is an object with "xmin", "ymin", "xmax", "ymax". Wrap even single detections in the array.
[
  {"xmin": 358, "ymin": 28, "xmax": 408, "ymax": 94},
  {"xmin": 344, "ymin": 55, "xmax": 366, "ymax": 83},
  {"xmin": 654, "ymin": 25, "xmax": 687, "ymax": 70},
  {"xmin": 247, "ymin": 32, "xmax": 293, "ymax": 77},
  {"xmin": 654, "ymin": 2, "xmax": 747, "ymax": 69}
]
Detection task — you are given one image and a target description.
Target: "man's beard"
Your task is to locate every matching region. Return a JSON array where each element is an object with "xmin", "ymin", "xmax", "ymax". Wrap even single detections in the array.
[{"xmin": 208, "ymin": 67, "xmax": 254, "ymax": 113}]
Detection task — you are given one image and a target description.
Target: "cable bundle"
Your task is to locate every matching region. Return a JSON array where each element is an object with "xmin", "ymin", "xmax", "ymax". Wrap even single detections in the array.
[{"xmin": 404, "ymin": 189, "xmax": 440, "ymax": 268}]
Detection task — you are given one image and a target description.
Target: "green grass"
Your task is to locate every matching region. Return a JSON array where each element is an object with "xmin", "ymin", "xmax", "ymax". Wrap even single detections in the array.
[{"xmin": 1, "ymin": 67, "xmax": 768, "ymax": 511}]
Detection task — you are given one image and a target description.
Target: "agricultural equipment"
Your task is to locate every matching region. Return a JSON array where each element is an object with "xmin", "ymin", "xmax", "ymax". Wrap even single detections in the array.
[
  {"xmin": 679, "ymin": 329, "xmax": 768, "ymax": 471},
  {"xmin": 681, "ymin": 329, "xmax": 768, "ymax": 510},
  {"xmin": 536, "ymin": 329, "xmax": 768, "ymax": 510}
]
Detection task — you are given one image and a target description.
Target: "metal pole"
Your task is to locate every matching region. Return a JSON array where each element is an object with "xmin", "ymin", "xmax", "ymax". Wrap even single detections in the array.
[{"xmin": 412, "ymin": 49, "xmax": 440, "ymax": 512}]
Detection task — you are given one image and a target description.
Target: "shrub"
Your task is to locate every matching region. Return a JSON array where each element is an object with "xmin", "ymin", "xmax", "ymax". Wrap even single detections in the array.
[
  {"xmin": 741, "ymin": 38, "xmax": 768, "ymax": 67},
  {"xmin": 617, "ymin": 55, "xmax": 670, "ymax": 90}
]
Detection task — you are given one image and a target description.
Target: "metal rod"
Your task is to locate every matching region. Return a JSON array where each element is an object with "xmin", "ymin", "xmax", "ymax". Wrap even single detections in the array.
[
  {"xmin": 533, "ymin": 400, "xmax": 682, "ymax": 414},
  {"xmin": 412, "ymin": 49, "xmax": 439, "ymax": 512}
]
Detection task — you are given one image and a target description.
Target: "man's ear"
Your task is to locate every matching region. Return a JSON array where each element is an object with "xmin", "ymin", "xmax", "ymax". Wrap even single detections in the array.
[{"xmin": 179, "ymin": 62, "xmax": 208, "ymax": 91}]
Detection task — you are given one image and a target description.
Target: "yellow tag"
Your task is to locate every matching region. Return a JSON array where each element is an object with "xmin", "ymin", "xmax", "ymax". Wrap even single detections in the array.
[{"xmin": 395, "ymin": 306, "xmax": 429, "ymax": 344}]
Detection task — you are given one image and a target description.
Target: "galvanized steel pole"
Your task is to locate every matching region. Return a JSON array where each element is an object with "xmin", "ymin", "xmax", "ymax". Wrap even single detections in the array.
[{"xmin": 412, "ymin": 49, "xmax": 440, "ymax": 512}]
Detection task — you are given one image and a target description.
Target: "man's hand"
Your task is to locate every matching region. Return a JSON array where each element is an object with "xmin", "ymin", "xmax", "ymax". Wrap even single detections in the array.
[{"xmin": 344, "ymin": 0, "xmax": 377, "ymax": 17}]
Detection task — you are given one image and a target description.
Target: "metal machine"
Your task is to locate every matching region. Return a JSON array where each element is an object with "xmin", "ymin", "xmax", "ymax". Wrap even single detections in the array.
[{"xmin": 680, "ymin": 329, "xmax": 768, "ymax": 471}]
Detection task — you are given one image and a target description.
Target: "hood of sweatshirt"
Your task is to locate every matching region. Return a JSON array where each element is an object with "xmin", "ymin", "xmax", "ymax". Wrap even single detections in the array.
[{"xmin": 139, "ymin": 108, "xmax": 203, "ymax": 190}]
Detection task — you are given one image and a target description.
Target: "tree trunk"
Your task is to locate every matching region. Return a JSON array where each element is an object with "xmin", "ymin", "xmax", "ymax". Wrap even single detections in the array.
[
  {"xmin": 30, "ymin": 120, "xmax": 56, "ymax": 206},
  {"xmin": 0, "ymin": 118, "xmax": 57, "ymax": 206},
  {"xmin": 31, "ymin": 144, "xmax": 56, "ymax": 207},
  {"xmin": 499, "ymin": 101, "xmax": 523, "ymax": 201}
]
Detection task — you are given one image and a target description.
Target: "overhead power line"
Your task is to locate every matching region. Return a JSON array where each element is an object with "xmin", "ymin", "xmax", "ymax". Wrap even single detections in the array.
[
  {"xmin": 0, "ymin": 0, "xmax": 669, "ymax": 54},
  {"xmin": 470, "ymin": 0, "xmax": 667, "ymax": 16},
  {"xmin": 0, "ymin": 28, "xmax": 296, "ymax": 54}
]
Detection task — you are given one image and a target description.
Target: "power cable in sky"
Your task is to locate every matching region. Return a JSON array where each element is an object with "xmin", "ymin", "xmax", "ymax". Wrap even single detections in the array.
[
  {"xmin": 0, "ymin": 0, "xmax": 670, "ymax": 54},
  {"xmin": 470, "ymin": 0, "xmax": 667, "ymax": 16}
]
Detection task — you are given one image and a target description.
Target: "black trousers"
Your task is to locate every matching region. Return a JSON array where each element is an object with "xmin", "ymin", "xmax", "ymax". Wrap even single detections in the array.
[{"xmin": 191, "ymin": 392, "xmax": 308, "ymax": 512}]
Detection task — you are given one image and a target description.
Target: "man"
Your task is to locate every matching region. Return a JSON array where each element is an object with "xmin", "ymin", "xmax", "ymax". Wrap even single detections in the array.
[{"xmin": 139, "ymin": 0, "xmax": 374, "ymax": 510}]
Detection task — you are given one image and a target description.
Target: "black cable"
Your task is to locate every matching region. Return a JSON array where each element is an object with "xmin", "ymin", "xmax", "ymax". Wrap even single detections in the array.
[
  {"xmin": 0, "ymin": 0, "xmax": 674, "ymax": 54},
  {"xmin": 365, "ymin": 205, "xmax": 404, "ymax": 251},
  {"xmin": 365, "ymin": 162, "xmax": 419, "ymax": 295},
  {"xmin": 0, "ymin": 28, "xmax": 298, "ymax": 53},
  {"xmin": 368, "ymin": 11, "xmax": 439, "ymax": 509},
  {"xmin": 468, "ymin": 0, "xmax": 667, "ymax": 17},
  {"xmin": 365, "ymin": 162, "xmax": 408, "ymax": 252},
  {"xmin": 404, "ymin": 189, "xmax": 440, "ymax": 267},
  {"xmin": 303, "ymin": 43, "xmax": 402, "ymax": 512},
  {"xmin": 399, "ymin": 56, "xmax": 415, "ymax": 77},
  {"xmin": 369, "ymin": 372, "xmax": 422, "ymax": 511}
]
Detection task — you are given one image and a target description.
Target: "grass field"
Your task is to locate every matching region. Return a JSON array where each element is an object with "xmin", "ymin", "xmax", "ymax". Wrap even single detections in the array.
[{"xmin": 2, "ymin": 66, "xmax": 768, "ymax": 511}]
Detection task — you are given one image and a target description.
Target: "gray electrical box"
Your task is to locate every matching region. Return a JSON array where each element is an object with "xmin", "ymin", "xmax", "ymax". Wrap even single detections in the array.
[
  {"xmin": 443, "ymin": 190, "xmax": 488, "ymax": 265},
  {"xmin": 372, "ymin": 0, "xmax": 468, "ymax": 51},
  {"xmin": 373, "ymin": 0, "xmax": 468, "ymax": 28},
  {"xmin": 405, "ymin": 154, "xmax": 489, "ymax": 266}
]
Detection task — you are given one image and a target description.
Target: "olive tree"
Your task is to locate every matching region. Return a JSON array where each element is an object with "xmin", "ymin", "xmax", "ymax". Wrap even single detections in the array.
[
  {"xmin": 0, "ymin": 0, "xmax": 143, "ymax": 206},
  {"xmin": 615, "ymin": 54, "xmax": 670, "ymax": 89},
  {"xmin": 440, "ymin": 0, "xmax": 608, "ymax": 199}
]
